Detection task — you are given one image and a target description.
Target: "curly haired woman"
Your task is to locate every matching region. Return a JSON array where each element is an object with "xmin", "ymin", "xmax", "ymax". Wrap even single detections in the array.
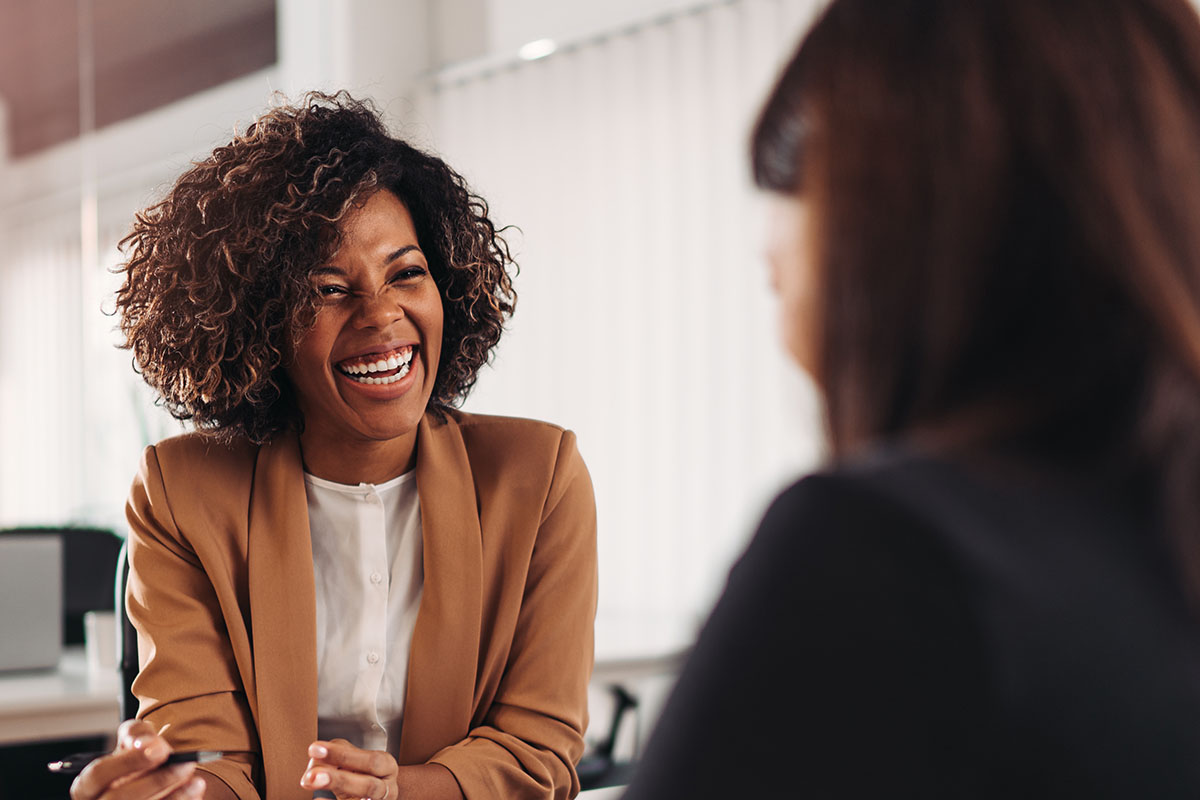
[{"xmin": 70, "ymin": 93, "xmax": 596, "ymax": 800}]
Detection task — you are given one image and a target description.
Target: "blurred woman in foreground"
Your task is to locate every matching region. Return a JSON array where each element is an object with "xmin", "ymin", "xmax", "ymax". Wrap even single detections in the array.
[{"xmin": 626, "ymin": 0, "xmax": 1200, "ymax": 796}]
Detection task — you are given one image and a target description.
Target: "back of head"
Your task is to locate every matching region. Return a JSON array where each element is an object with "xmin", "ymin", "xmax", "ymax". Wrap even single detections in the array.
[{"xmin": 753, "ymin": 0, "xmax": 1200, "ymax": 594}]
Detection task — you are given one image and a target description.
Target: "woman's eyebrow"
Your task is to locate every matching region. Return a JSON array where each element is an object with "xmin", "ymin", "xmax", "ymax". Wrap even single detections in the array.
[
  {"xmin": 313, "ymin": 246, "xmax": 421, "ymax": 274},
  {"xmin": 386, "ymin": 245, "xmax": 421, "ymax": 262}
]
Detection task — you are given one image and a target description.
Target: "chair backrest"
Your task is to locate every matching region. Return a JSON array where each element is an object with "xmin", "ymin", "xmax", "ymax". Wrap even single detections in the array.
[
  {"xmin": 115, "ymin": 540, "xmax": 139, "ymax": 721},
  {"xmin": 0, "ymin": 527, "xmax": 122, "ymax": 645}
]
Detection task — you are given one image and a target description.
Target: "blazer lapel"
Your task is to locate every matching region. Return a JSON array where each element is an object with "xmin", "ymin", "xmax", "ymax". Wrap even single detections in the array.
[
  {"xmin": 399, "ymin": 412, "xmax": 484, "ymax": 763},
  {"xmin": 248, "ymin": 432, "xmax": 319, "ymax": 799}
]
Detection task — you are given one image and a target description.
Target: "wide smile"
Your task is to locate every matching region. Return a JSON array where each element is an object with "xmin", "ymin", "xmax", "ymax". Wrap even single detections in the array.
[{"xmin": 335, "ymin": 345, "xmax": 416, "ymax": 387}]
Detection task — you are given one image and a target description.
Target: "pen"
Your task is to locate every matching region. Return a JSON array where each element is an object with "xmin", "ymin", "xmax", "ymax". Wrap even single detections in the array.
[{"xmin": 47, "ymin": 750, "xmax": 226, "ymax": 776}]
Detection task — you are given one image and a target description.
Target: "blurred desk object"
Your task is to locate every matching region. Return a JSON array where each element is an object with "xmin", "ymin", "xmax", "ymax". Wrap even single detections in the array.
[
  {"xmin": 579, "ymin": 786, "xmax": 625, "ymax": 799},
  {"xmin": 0, "ymin": 527, "xmax": 123, "ymax": 647},
  {"xmin": 581, "ymin": 612, "xmax": 695, "ymax": 790},
  {"xmin": 0, "ymin": 646, "xmax": 120, "ymax": 746}
]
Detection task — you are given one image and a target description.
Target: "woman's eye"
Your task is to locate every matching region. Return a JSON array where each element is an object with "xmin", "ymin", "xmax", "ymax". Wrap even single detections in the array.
[
  {"xmin": 316, "ymin": 284, "xmax": 348, "ymax": 298},
  {"xmin": 389, "ymin": 266, "xmax": 427, "ymax": 284}
]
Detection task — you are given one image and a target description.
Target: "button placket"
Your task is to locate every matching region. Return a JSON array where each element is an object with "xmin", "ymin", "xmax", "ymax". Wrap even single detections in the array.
[{"xmin": 361, "ymin": 487, "xmax": 388, "ymax": 737}]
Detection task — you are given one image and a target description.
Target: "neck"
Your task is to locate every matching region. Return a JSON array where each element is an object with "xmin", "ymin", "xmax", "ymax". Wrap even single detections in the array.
[{"xmin": 297, "ymin": 428, "xmax": 418, "ymax": 485}]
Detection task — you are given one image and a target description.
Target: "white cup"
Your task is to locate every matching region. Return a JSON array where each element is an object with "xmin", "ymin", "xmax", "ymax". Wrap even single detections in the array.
[{"xmin": 84, "ymin": 610, "xmax": 117, "ymax": 674}]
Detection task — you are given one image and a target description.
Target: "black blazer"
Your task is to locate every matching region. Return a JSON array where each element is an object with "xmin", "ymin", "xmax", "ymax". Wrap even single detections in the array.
[{"xmin": 624, "ymin": 448, "xmax": 1200, "ymax": 798}]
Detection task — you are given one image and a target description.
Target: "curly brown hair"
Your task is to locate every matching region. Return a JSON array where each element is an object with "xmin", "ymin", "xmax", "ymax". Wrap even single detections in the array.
[{"xmin": 116, "ymin": 92, "xmax": 516, "ymax": 444}]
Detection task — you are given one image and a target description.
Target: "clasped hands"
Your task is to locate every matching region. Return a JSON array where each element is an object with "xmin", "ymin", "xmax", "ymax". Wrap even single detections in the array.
[{"xmin": 70, "ymin": 721, "xmax": 399, "ymax": 800}]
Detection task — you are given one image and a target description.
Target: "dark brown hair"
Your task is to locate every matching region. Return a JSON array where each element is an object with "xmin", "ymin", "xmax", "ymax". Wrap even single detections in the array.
[
  {"xmin": 753, "ymin": 0, "xmax": 1200, "ymax": 589},
  {"xmin": 116, "ymin": 92, "xmax": 515, "ymax": 444}
]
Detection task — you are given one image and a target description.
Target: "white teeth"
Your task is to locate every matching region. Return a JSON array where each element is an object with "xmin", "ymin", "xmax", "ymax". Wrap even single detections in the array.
[
  {"xmin": 339, "ymin": 347, "xmax": 414, "ymax": 379},
  {"xmin": 346, "ymin": 362, "xmax": 411, "ymax": 385}
]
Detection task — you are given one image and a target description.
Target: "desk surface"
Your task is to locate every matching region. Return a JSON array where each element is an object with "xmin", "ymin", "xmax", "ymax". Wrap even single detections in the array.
[
  {"xmin": 0, "ymin": 646, "xmax": 120, "ymax": 746},
  {"xmin": 0, "ymin": 618, "xmax": 683, "ymax": 760}
]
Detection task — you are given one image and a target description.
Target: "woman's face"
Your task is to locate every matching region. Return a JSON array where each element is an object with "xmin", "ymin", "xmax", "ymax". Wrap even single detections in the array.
[
  {"xmin": 286, "ymin": 189, "xmax": 443, "ymax": 457},
  {"xmin": 765, "ymin": 193, "xmax": 818, "ymax": 374}
]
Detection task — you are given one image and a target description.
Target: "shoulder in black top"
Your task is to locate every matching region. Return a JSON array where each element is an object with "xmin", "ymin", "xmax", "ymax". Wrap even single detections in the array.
[{"xmin": 623, "ymin": 449, "xmax": 1200, "ymax": 799}]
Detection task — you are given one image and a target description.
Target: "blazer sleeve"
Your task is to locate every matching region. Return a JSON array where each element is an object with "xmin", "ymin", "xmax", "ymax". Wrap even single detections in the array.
[
  {"xmin": 126, "ymin": 445, "xmax": 263, "ymax": 800},
  {"xmin": 429, "ymin": 432, "xmax": 598, "ymax": 799}
]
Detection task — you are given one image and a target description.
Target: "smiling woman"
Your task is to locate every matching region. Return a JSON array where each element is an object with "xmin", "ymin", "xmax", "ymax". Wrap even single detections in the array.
[{"xmin": 81, "ymin": 93, "xmax": 598, "ymax": 800}]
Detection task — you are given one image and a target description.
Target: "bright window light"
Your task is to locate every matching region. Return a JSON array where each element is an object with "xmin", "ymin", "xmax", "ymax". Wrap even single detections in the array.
[{"xmin": 518, "ymin": 38, "xmax": 557, "ymax": 61}]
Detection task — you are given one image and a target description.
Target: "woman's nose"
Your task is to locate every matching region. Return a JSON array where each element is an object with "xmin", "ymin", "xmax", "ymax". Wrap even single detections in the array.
[{"xmin": 354, "ymin": 291, "xmax": 405, "ymax": 328}]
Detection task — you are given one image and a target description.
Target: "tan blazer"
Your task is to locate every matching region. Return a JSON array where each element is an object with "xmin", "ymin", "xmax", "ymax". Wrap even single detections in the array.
[{"xmin": 125, "ymin": 410, "xmax": 597, "ymax": 799}]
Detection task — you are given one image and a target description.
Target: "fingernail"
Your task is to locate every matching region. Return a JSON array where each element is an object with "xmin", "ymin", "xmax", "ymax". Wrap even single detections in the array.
[
  {"xmin": 185, "ymin": 776, "xmax": 206, "ymax": 797},
  {"xmin": 146, "ymin": 742, "xmax": 169, "ymax": 761},
  {"xmin": 309, "ymin": 743, "xmax": 328, "ymax": 758},
  {"xmin": 133, "ymin": 736, "xmax": 150, "ymax": 750},
  {"xmin": 311, "ymin": 771, "xmax": 330, "ymax": 788}
]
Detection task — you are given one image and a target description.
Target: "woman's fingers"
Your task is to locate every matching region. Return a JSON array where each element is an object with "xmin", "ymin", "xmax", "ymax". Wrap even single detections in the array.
[
  {"xmin": 309, "ymin": 739, "xmax": 397, "ymax": 777},
  {"xmin": 72, "ymin": 740, "xmax": 171, "ymax": 799},
  {"xmin": 302, "ymin": 740, "xmax": 398, "ymax": 799},
  {"xmin": 72, "ymin": 720, "xmax": 196, "ymax": 800},
  {"xmin": 100, "ymin": 763, "xmax": 198, "ymax": 800},
  {"xmin": 301, "ymin": 766, "xmax": 390, "ymax": 800},
  {"xmin": 164, "ymin": 775, "xmax": 207, "ymax": 800},
  {"xmin": 116, "ymin": 720, "xmax": 158, "ymax": 749}
]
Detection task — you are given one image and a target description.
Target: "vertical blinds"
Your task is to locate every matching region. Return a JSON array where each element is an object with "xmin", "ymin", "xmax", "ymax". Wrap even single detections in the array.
[
  {"xmin": 428, "ymin": 0, "xmax": 825, "ymax": 623},
  {"xmin": 0, "ymin": 200, "xmax": 182, "ymax": 532}
]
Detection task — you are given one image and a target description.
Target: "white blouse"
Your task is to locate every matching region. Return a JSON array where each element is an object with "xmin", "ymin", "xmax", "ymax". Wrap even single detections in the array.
[{"xmin": 304, "ymin": 470, "xmax": 424, "ymax": 753}]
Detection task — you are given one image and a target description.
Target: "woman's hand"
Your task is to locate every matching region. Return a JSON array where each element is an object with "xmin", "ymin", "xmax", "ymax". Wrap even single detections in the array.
[
  {"xmin": 71, "ymin": 720, "xmax": 206, "ymax": 800},
  {"xmin": 301, "ymin": 740, "xmax": 398, "ymax": 800}
]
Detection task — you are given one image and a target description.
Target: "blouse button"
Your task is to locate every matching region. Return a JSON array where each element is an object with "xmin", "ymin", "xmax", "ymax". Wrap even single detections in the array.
[
  {"xmin": 367, "ymin": 651, "xmax": 380, "ymax": 665},
  {"xmin": 370, "ymin": 572, "xmax": 383, "ymax": 585}
]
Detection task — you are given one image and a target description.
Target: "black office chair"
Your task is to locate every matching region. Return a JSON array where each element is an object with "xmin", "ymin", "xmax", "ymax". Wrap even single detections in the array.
[
  {"xmin": 577, "ymin": 683, "xmax": 640, "ymax": 790},
  {"xmin": 115, "ymin": 540, "xmax": 139, "ymax": 722}
]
